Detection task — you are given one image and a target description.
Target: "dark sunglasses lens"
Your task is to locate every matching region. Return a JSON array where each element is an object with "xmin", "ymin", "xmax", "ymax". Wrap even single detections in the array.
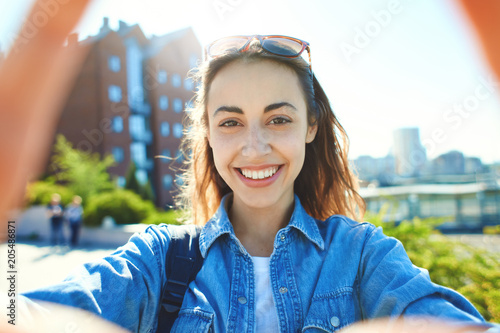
[
  {"xmin": 262, "ymin": 38, "xmax": 304, "ymax": 56},
  {"xmin": 208, "ymin": 37, "xmax": 249, "ymax": 57}
]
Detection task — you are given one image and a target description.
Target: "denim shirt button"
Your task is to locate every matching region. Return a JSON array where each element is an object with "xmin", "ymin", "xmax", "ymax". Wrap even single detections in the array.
[
  {"xmin": 280, "ymin": 234, "xmax": 286, "ymax": 241},
  {"xmin": 237, "ymin": 296, "xmax": 247, "ymax": 304},
  {"xmin": 279, "ymin": 287, "xmax": 288, "ymax": 294},
  {"xmin": 330, "ymin": 316, "xmax": 340, "ymax": 328}
]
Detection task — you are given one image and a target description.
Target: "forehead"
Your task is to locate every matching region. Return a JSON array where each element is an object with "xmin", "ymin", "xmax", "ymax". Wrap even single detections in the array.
[{"xmin": 207, "ymin": 59, "xmax": 305, "ymax": 107}]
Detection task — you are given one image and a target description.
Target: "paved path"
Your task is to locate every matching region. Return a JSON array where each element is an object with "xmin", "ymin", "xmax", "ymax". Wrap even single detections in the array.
[{"xmin": 0, "ymin": 240, "xmax": 116, "ymax": 293}]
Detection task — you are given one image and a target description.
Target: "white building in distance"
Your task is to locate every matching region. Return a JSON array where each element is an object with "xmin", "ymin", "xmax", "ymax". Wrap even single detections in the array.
[{"xmin": 393, "ymin": 127, "xmax": 427, "ymax": 177}]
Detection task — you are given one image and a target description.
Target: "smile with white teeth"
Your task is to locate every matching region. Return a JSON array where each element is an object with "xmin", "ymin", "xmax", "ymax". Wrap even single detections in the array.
[{"xmin": 240, "ymin": 166, "xmax": 279, "ymax": 180}]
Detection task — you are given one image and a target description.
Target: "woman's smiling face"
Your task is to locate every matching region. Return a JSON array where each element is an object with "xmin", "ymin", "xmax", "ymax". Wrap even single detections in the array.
[{"xmin": 206, "ymin": 59, "xmax": 317, "ymax": 212}]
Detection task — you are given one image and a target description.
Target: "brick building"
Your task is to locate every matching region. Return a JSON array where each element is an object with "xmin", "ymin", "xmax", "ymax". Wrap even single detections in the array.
[{"xmin": 55, "ymin": 18, "xmax": 201, "ymax": 208}]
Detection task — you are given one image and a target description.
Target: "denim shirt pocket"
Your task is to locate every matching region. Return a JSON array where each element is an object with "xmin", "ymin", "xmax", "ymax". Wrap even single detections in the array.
[
  {"xmin": 302, "ymin": 287, "xmax": 357, "ymax": 332},
  {"xmin": 170, "ymin": 308, "xmax": 214, "ymax": 333}
]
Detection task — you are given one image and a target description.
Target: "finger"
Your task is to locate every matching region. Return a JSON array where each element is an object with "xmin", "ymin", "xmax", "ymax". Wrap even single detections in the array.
[
  {"xmin": 0, "ymin": 0, "xmax": 91, "ymax": 228},
  {"xmin": 458, "ymin": 0, "xmax": 500, "ymax": 80}
]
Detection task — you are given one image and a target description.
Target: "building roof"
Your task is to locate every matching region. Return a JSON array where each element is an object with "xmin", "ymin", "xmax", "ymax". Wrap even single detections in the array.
[
  {"xmin": 144, "ymin": 26, "xmax": 193, "ymax": 59},
  {"xmin": 359, "ymin": 182, "xmax": 492, "ymax": 198},
  {"xmin": 80, "ymin": 19, "xmax": 112, "ymax": 45},
  {"xmin": 80, "ymin": 18, "xmax": 147, "ymax": 46},
  {"xmin": 77, "ymin": 19, "xmax": 194, "ymax": 57}
]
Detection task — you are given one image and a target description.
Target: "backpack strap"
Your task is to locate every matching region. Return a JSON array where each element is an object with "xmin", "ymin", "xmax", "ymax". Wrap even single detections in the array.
[{"xmin": 156, "ymin": 224, "xmax": 203, "ymax": 332}]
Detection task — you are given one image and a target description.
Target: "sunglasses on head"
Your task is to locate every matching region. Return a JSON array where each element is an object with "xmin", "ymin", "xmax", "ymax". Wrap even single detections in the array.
[{"xmin": 205, "ymin": 35, "xmax": 312, "ymax": 71}]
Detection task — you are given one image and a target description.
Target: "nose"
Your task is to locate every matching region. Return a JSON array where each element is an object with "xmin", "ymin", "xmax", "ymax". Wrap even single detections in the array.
[{"xmin": 241, "ymin": 124, "xmax": 271, "ymax": 158}]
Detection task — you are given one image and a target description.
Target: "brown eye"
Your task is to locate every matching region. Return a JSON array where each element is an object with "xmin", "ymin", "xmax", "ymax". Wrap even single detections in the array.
[
  {"xmin": 269, "ymin": 117, "xmax": 291, "ymax": 125},
  {"xmin": 220, "ymin": 120, "xmax": 240, "ymax": 127}
]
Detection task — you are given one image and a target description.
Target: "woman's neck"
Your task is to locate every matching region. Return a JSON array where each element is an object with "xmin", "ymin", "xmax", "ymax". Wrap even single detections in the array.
[{"xmin": 228, "ymin": 194, "xmax": 294, "ymax": 257}]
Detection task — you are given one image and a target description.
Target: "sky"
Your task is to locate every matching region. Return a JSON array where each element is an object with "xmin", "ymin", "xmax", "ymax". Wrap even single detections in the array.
[{"xmin": 1, "ymin": 0, "xmax": 499, "ymax": 163}]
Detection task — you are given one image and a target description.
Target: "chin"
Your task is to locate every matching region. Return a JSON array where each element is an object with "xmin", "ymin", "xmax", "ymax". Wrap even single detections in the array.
[{"xmin": 234, "ymin": 189, "xmax": 294, "ymax": 211}]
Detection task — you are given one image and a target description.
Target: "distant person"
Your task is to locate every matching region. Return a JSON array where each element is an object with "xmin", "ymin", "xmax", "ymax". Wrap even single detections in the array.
[
  {"xmin": 46, "ymin": 193, "xmax": 65, "ymax": 246},
  {"xmin": 65, "ymin": 195, "xmax": 83, "ymax": 247}
]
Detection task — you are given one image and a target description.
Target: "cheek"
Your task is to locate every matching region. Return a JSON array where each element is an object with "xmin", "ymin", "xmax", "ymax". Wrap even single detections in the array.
[
  {"xmin": 209, "ymin": 136, "xmax": 232, "ymax": 167},
  {"xmin": 278, "ymin": 132, "xmax": 307, "ymax": 160}
]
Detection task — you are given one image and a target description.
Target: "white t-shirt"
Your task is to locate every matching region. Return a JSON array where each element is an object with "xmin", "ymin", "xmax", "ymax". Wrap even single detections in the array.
[{"xmin": 252, "ymin": 256, "xmax": 280, "ymax": 333}]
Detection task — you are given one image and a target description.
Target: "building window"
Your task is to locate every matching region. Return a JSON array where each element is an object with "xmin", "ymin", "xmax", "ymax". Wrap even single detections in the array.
[
  {"xmin": 160, "ymin": 122, "xmax": 170, "ymax": 137},
  {"xmin": 129, "ymin": 115, "xmax": 146, "ymax": 140},
  {"xmin": 108, "ymin": 55, "xmax": 121, "ymax": 72},
  {"xmin": 159, "ymin": 95, "xmax": 169, "ymax": 110},
  {"xmin": 135, "ymin": 169, "xmax": 148, "ymax": 185},
  {"xmin": 130, "ymin": 142, "xmax": 147, "ymax": 170},
  {"xmin": 175, "ymin": 174, "xmax": 184, "ymax": 186},
  {"xmin": 185, "ymin": 100, "xmax": 194, "ymax": 113},
  {"xmin": 172, "ymin": 74, "xmax": 181, "ymax": 88},
  {"xmin": 173, "ymin": 98, "xmax": 183, "ymax": 113},
  {"xmin": 189, "ymin": 54, "xmax": 198, "ymax": 68},
  {"xmin": 108, "ymin": 85, "xmax": 122, "ymax": 103},
  {"xmin": 184, "ymin": 78, "xmax": 194, "ymax": 91},
  {"xmin": 173, "ymin": 123, "xmax": 183, "ymax": 138},
  {"xmin": 161, "ymin": 149, "xmax": 171, "ymax": 163},
  {"xmin": 116, "ymin": 176, "xmax": 126, "ymax": 187},
  {"xmin": 112, "ymin": 146, "xmax": 124, "ymax": 163},
  {"xmin": 175, "ymin": 149, "xmax": 184, "ymax": 162},
  {"xmin": 158, "ymin": 70, "xmax": 167, "ymax": 84},
  {"xmin": 163, "ymin": 174, "xmax": 173, "ymax": 190},
  {"xmin": 125, "ymin": 38, "xmax": 144, "ymax": 108},
  {"xmin": 112, "ymin": 116, "xmax": 123, "ymax": 133}
]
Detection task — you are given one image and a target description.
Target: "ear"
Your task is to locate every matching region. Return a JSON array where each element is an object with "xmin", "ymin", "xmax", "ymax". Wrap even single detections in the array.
[
  {"xmin": 206, "ymin": 129, "xmax": 212, "ymax": 148},
  {"xmin": 306, "ymin": 124, "xmax": 318, "ymax": 143}
]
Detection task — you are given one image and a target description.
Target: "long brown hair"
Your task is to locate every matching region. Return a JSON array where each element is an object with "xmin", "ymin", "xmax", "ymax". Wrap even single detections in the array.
[{"xmin": 176, "ymin": 45, "xmax": 365, "ymax": 225}]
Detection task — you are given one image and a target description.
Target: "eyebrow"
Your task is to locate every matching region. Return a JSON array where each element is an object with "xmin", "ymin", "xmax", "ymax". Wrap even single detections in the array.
[
  {"xmin": 213, "ymin": 102, "xmax": 297, "ymax": 117},
  {"xmin": 264, "ymin": 102, "xmax": 297, "ymax": 113},
  {"xmin": 213, "ymin": 105, "xmax": 243, "ymax": 116}
]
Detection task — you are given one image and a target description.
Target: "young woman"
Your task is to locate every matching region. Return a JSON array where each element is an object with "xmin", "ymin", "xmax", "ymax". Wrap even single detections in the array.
[{"xmin": 21, "ymin": 35, "xmax": 497, "ymax": 333}]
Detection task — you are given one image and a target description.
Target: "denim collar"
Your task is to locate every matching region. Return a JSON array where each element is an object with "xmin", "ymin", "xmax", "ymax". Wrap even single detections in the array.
[{"xmin": 199, "ymin": 193, "xmax": 324, "ymax": 258}]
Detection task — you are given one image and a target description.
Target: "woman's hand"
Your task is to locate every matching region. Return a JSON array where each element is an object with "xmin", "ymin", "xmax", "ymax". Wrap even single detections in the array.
[{"xmin": 0, "ymin": 0, "xmax": 91, "ymax": 228}]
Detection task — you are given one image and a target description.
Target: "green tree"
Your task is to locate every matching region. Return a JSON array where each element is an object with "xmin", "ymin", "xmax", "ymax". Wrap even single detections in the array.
[
  {"xmin": 125, "ymin": 162, "xmax": 155, "ymax": 202},
  {"xmin": 140, "ymin": 179, "xmax": 156, "ymax": 202},
  {"xmin": 125, "ymin": 162, "xmax": 141, "ymax": 194},
  {"xmin": 49, "ymin": 135, "xmax": 115, "ymax": 203},
  {"xmin": 25, "ymin": 181, "xmax": 75, "ymax": 206}
]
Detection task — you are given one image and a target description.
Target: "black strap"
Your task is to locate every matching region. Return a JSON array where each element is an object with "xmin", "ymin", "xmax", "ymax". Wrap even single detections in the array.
[{"xmin": 156, "ymin": 224, "xmax": 203, "ymax": 332}]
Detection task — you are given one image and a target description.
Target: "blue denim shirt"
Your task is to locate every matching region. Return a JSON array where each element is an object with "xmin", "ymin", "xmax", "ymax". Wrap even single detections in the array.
[{"xmin": 22, "ymin": 195, "xmax": 494, "ymax": 332}]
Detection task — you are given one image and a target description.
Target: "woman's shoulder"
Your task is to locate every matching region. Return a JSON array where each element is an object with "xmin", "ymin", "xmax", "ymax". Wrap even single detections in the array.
[
  {"xmin": 321, "ymin": 214, "xmax": 378, "ymax": 233},
  {"xmin": 139, "ymin": 223, "xmax": 202, "ymax": 249},
  {"xmin": 143, "ymin": 223, "xmax": 201, "ymax": 236},
  {"xmin": 313, "ymin": 214, "xmax": 384, "ymax": 249}
]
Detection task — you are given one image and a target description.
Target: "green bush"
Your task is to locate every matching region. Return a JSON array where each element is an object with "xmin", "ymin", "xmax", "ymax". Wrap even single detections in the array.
[
  {"xmin": 84, "ymin": 189, "xmax": 155, "ymax": 226},
  {"xmin": 366, "ymin": 206, "xmax": 500, "ymax": 322},
  {"xmin": 141, "ymin": 210, "xmax": 182, "ymax": 225},
  {"xmin": 26, "ymin": 181, "xmax": 75, "ymax": 206},
  {"xmin": 48, "ymin": 135, "xmax": 116, "ymax": 203}
]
